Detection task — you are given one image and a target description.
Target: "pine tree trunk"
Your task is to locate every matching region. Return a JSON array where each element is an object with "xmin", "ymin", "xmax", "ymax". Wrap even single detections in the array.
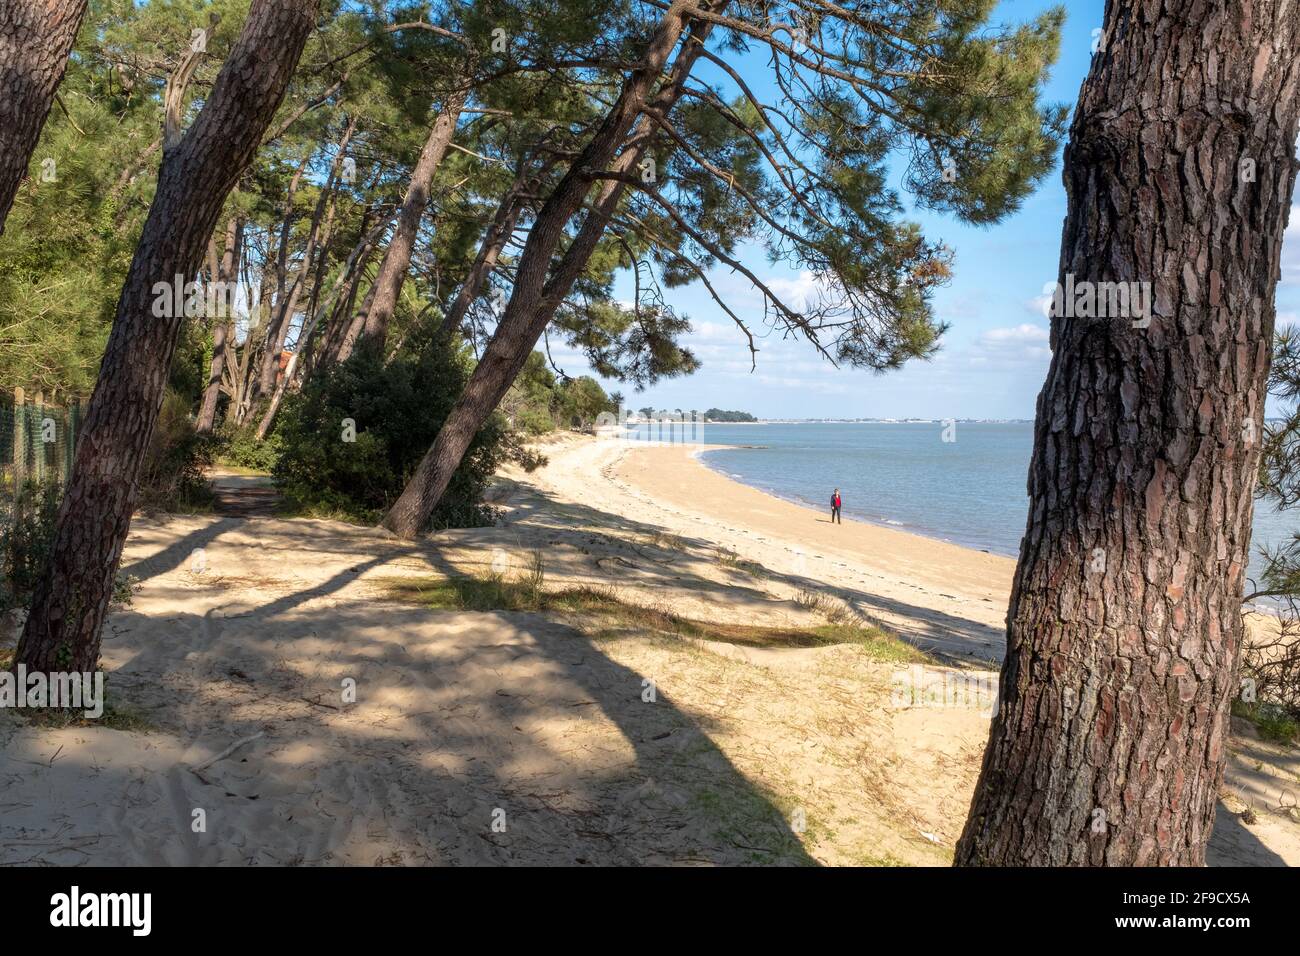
[
  {"xmin": 255, "ymin": 216, "xmax": 389, "ymax": 440},
  {"xmin": 15, "ymin": 0, "xmax": 319, "ymax": 674},
  {"xmin": 311, "ymin": 208, "xmax": 379, "ymax": 374},
  {"xmin": 955, "ymin": 0, "xmax": 1300, "ymax": 866},
  {"xmin": 336, "ymin": 86, "xmax": 469, "ymax": 363},
  {"xmin": 232, "ymin": 266, "xmax": 276, "ymax": 425},
  {"xmin": 255, "ymin": 155, "xmax": 310, "ymax": 398},
  {"xmin": 196, "ymin": 216, "xmax": 242, "ymax": 434},
  {"xmin": 0, "ymin": 0, "xmax": 88, "ymax": 235},
  {"xmin": 382, "ymin": 1, "xmax": 713, "ymax": 537}
]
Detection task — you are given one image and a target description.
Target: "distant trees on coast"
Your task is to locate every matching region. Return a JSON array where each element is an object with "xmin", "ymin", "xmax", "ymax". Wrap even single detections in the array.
[{"xmin": 702, "ymin": 408, "xmax": 756, "ymax": 423}]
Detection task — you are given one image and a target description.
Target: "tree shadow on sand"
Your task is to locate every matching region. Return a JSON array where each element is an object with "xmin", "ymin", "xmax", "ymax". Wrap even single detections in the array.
[
  {"xmin": 5, "ymin": 493, "xmax": 1281, "ymax": 867},
  {"xmin": 3, "ymin": 514, "xmax": 816, "ymax": 865}
]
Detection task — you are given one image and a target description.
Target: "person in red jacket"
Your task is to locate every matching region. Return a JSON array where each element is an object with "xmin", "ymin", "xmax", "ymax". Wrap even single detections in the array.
[{"xmin": 831, "ymin": 489, "xmax": 842, "ymax": 524}]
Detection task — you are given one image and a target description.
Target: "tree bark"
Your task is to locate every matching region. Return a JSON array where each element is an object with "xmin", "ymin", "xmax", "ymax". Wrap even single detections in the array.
[
  {"xmin": 335, "ymin": 85, "xmax": 469, "ymax": 363},
  {"xmin": 312, "ymin": 208, "xmax": 379, "ymax": 373},
  {"xmin": 955, "ymin": 0, "xmax": 1300, "ymax": 866},
  {"xmin": 232, "ymin": 260, "xmax": 277, "ymax": 425},
  {"xmin": 196, "ymin": 215, "xmax": 242, "ymax": 433},
  {"xmin": 255, "ymin": 215, "xmax": 391, "ymax": 439},
  {"xmin": 15, "ymin": 0, "xmax": 320, "ymax": 674},
  {"xmin": 382, "ymin": 0, "xmax": 714, "ymax": 537},
  {"xmin": 255, "ymin": 154, "xmax": 311, "ymax": 398},
  {"xmin": 0, "ymin": 0, "xmax": 88, "ymax": 236}
]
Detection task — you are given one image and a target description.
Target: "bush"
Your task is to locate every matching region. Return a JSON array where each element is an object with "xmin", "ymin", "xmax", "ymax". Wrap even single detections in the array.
[
  {"xmin": 272, "ymin": 340, "xmax": 506, "ymax": 530},
  {"xmin": 217, "ymin": 420, "xmax": 281, "ymax": 472},
  {"xmin": 500, "ymin": 352, "xmax": 617, "ymax": 434},
  {"xmin": 1, "ymin": 482, "xmax": 141, "ymax": 613},
  {"xmin": 1232, "ymin": 698, "xmax": 1300, "ymax": 744},
  {"xmin": 136, "ymin": 387, "xmax": 214, "ymax": 511},
  {"xmin": 514, "ymin": 405, "xmax": 555, "ymax": 436},
  {"xmin": 556, "ymin": 376, "xmax": 615, "ymax": 430},
  {"xmin": 0, "ymin": 481, "xmax": 61, "ymax": 611}
]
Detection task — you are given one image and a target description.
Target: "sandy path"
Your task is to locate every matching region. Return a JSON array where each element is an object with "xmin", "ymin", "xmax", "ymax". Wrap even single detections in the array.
[
  {"xmin": 0, "ymin": 514, "xmax": 824, "ymax": 865},
  {"xmin": 1, "ymin": 501, "xmax": 961, "ymax": 865}
]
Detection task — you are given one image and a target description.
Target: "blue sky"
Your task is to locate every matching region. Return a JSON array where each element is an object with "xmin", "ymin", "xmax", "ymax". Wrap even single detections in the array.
[{"xmin": 545, "ymin": 0, "xmax": 1300, "ymax": 419}]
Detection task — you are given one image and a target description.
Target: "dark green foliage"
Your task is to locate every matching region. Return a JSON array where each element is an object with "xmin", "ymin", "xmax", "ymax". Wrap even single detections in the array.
[
  {"xmin": 555, "ymin": 376, "xmax": 616, "ymax": 429},
  {"xmin": 703, "ymin": 408, "xmax": 756, "ymax": 423},
  {"xmin": 895, "ymin": 3, "xmax": 1070, "ymax": 226},
  {"xmin": 502, "ymin": 352, "xmax": 561, "ymax": 435},
  {"xmin": 136, "ymin": 389, "xmax": 215, "ymax": 511},
  {"xmin": 1231, "ymin": 699, "xmax": 1299, "ymax": 745},
  {"xmin": 554, "ymin": 297, "xmax": 700, "ymax": 388},
  {"xmin": 0, "ymin": 481, "xmax": 61, "ymax": 611},
  {"xmin": 273, "ymin": 340, "xmax": 505, "ymax": 530},
  {"xmin": 0, "ymin": 0, "xmax": 259, "ymax": 397},
  {"xmin": 218, "ymin": 422, "xmax": 282, "ymax": 473},
  {"xmin": 168, "ymin": 317, "xmax": 211, "ymax": 412},
  {"xmin": 500, "ymin": 351, "xmax": 621, "ymax": 434}
]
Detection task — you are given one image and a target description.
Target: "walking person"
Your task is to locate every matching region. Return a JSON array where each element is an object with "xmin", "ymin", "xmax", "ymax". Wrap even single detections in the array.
[{"xmin": 831, "ymin": 488, "xmax": 842, "ymax": 524}]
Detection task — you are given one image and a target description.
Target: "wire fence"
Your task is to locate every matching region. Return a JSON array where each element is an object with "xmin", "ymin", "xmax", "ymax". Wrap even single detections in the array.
[{"xmin": 1, "ymin": 388, "xmax": 86, "ymax": 527}]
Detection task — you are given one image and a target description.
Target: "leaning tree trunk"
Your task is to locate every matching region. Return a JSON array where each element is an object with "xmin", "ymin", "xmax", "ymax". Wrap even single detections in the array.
[
  {"xmin": 955, "ymin": 0, "xmax": 1300, "ymax": 866},
  {"xmin": 382, "ymin": 0, "xmax": 716, "ymax": 537},
  {"xmin": 254, "ymin": 155, "xmax": 310, "ymax": 399},
  {"xmin": 255, "ymin": 214, "xmax": 393, "ymax": 439},
  {"xmin": 0, "ymin": 0, "xmax": 88, "ymax": 236},
  {"xmin": 335, "ymin": 85, "xmax": 469, "ymax": 363},
  {"xmin": 311, "ymin": 205, "xmax": 379, "ymax": 373},
  {"xmin": 196, "ymin": 216, "xmax": 242, "ymax": 433},
  {"xmin": 15, "ymin": 0, "xmax": 319, "ymax": 674}
]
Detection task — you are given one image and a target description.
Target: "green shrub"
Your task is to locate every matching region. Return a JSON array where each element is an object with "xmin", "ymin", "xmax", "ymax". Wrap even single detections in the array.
[
  {"xmin": 217, "ymin": 420, "xmax": 281, "ymax": 472},
  {"xmin": 500, "ymin": 352, "xmax": 617, "ymax": 434},
  {"xmin": 514, "ymin": 405, "xmax": 555, "ymax": 436},
  {"xmin": 1233, "ymin": 698, "xmax": 1300, "ymax": 744},
  {"xmin": 0, "ymin": 480, "xmax": 61, "ymax": 611},
  {"xmin": 136, "ymin": 387, "xmax": 214, "ymax": 511},
  {"xmin": 556, "ymin": 375, "xmax": 616, "ymax": 430},
  {"xmin": 0, "ymin": 482, "xmax": 141, "ymax": 613},
  {"xmin": 272, "ymin": 340, "xmax": 506, "ymax": 530}
]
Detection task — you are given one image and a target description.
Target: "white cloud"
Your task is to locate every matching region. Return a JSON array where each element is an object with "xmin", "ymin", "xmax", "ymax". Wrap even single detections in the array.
[
  {"xmin": 967, "ymin": 323, "xmax": 1051, "ymax": 368},
  {"xmin": 979, "ymin": 323, "xmax": 1049, "ymax": 344},
  {"xmin": 690, "ymin": 320, "xmax": 736, "ymax": 342},
  {"xmin": 761, "ymin": 270, "xmax": 849, "ymax": 312},
  {"xmin": 1025, "ymin": 292, "xmax": 1054, "ymax": 318},
  {"xmin": 765, "ymin": 271, "xmax": 822, "ymax": 310}
]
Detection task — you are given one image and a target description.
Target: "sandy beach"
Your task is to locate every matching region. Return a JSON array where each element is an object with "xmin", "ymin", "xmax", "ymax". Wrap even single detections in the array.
[
  {"xmin": 545, "ymin": 436, "xmax": 1018, "ymax": 663},
  {"xmin": 2, "ymin": 435, "xmax": 1297, "ymax": 866}
]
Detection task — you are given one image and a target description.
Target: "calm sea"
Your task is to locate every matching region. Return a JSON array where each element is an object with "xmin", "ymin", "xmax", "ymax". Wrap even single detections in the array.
[{"xmin": 677, "ymin": 421, "xmax": 1290, "ymax": 594}]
